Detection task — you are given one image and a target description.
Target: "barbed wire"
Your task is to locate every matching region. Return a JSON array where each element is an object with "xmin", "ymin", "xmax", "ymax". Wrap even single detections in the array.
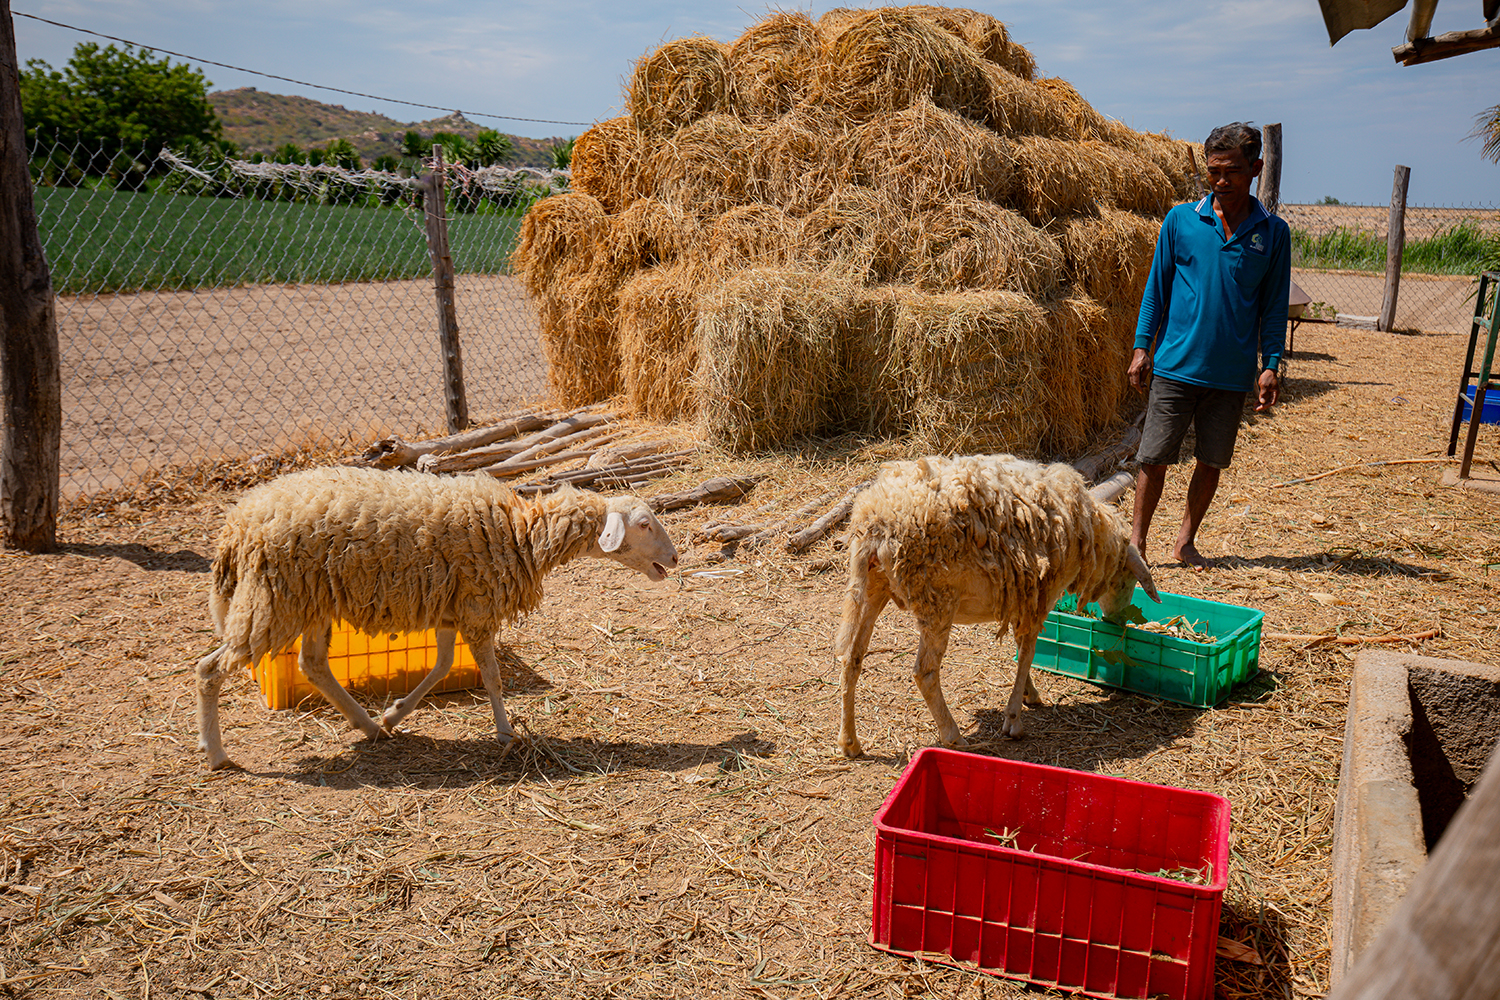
[{"xmin": 14, "ymin": 9, "xmax": 594, "ymax": 128}]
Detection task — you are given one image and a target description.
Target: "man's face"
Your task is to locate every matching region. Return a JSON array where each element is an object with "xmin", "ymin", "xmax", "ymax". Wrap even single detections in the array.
[{"xmin": 1205, "ymin": 147, "xmax": 1262, "ymax": 207}]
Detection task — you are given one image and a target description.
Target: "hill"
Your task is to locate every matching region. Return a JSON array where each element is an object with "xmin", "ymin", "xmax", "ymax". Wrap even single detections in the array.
[{"xmin": 207, "ymin": 88, "xmax": 572, "ymax": 170}]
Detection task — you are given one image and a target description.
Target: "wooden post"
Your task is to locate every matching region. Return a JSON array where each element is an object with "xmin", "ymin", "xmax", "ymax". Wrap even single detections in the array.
[
  {"xmin": 1326, "ymin": 735, "xmax": 1500, "ymax": 999},
  {"xmin": 1378, "ymin": 165, "xmax": 1411, "ymax": 333},
  {"xmin": 0, "ymin": 0, "xmax": 59, "ymax": 552},
  {"xmin": 422, "ymin": 144, "xmax": 468, "ymax": 432},
  {"xmin": 1256, "ymin": 123, "xmax": 1282, "ymax": 216}
]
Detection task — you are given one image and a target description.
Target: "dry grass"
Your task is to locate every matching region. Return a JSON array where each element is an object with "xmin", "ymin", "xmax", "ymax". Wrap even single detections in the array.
[
  {"xmin": 1054, "ymin": 205, "xmax": 1162, "ymax": 309},
  {"xmin": 617, "ymin": 262, "xmax": 705, "ymax": 423},
  {"xmin": 646, "ymin": 114, "xmax": 761, "ymax": 219},
  {"xmin": 907, "ymin": 195, "xmax": 1063, "ymax": 296},
  {"xmin": 702, "ymin": 202, "xmax": 799, "ymax": 271},
  {"xmin": 5, "ymin": 323, "xmax": 1500, "ymax": 998},
  {"xmin": 568, "ymin": 117, "xmax": 648, "ymax": 216}
]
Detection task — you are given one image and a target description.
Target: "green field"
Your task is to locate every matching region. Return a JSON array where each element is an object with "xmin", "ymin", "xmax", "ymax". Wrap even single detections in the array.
[
  {"xmin": 36, "ymin": 186, "xmax": 524, "ymax": 295},
  {"xmin": 1291, "ymin": 220, "xmax": 1494, "ymax": 276}
]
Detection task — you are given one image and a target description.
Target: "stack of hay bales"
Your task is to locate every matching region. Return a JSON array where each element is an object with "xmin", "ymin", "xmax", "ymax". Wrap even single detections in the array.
[{"xmin": 511, "ymin": 5, "xmax": 1205, "ymax": 455}]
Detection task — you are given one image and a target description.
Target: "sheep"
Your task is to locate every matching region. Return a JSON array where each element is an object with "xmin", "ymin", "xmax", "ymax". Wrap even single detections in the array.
[
  {"xmin": 834, "ymin": 454, "xmax": 1159, "ymax": 758},
  {"xmin": 195, "ymin": 466, "xmax": 678, "ymax": 769}
]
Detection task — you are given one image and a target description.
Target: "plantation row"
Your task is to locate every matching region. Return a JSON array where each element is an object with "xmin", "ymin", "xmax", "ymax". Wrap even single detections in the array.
[{"xmin": 34, "ymin": 182, "xmax": 1498, "ymax": 296}]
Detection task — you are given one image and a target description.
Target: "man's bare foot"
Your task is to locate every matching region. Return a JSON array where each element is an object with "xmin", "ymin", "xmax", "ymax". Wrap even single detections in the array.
[{"xmin": 1173, "ymin": 540, "xmax": 1210, "ymax": 571}]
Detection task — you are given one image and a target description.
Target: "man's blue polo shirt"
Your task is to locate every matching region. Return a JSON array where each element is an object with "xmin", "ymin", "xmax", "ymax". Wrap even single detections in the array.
[{"xmin": 1133, "ymin": 195, "xmax": 1290, "ymax": 393}]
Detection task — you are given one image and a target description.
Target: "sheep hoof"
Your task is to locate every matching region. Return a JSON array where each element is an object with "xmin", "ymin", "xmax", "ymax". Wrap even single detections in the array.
[
  {"xmin": 1001, "ymin": 715, "xmax": 1027, "ymax": 739},
  {"xmin": 206, "ymin": 754, "xmax": 239, "ymax": 771},
  {"xmin": 838, "ymin": 735, "xmax": 864, "ymax": 759}
]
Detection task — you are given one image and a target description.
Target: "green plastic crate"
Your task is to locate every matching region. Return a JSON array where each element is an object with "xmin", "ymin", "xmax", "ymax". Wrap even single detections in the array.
[{"xmin": 1032, "ymin": 587, "xmax": 1263, "ymax": 708}]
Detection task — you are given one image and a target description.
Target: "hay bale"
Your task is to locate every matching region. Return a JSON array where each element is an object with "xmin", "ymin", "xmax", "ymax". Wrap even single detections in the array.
[
  {"xmin": 538, "ymin": 264, "xmax": 626, "ymax": 407},
  {"xmin": 696, "ymin": 268, "xmax": 855, "ymax": 451},
  {"xmin": 1047, "ymin": 294, "xmax": 1134, "ymax": 436},
  {"xmin": 829, "ymin": 285, "xmax": 905, "ymax": 434},
  {"xmin": 510, "ymin": 192, "xmax": 609, "ymax": 298},
  {"xmin": 981, "ymin": 62, "xmax": 1048, "ymax": 135},
  {"xmin": 570, "ymin": 118, "xmax": 647, "ymax": 214},
  {"xmin": 794, "ymin": 186, "xmax": 908, "ymax": 285},
  {"xmin": 844, "ymin": 99, "xmax": 1012, "ymax": 210},
  {"xmin": 727, "ymin": 10, "xmax": 820, "ymax": 121},
  {"xmin": 704, "ymin": 203, "xmax": 798, "ymax": 270},
  {"xmin": 753, "ymin": 109, "xmax": 847, "ymax": 216},
  {"xmin": 811, "ymin": 8, "xmax": 992, "ymax": 121},
  {"xmin": 604, "ymin": 198, "xmax": 698, "ymax": 275},
  {"xmin": 889, "ymin": 287, "xmax": 1053, "ymax": 455},
  {"xmin": 1031, "ymin": 76, "xmax": 1111, "ymax": 141},
  {"xmin": 815, "ymin": 7, "xmax": 867, "ymax": 45},
  {"xmin": 1009, "ymin": 135, "xmax": 1102, "ymax": 222},
  {"xmin": 907, "ymin": 196, "xmax": 1063, "ymax": 296},
  {"xmin": 1081, "ymin": 140, "xmax": 1174, "ymax": 217},
  {"xmin": 1140, "ymin": 131, "xmax": 1206, "ymax": 202},
  {"xmin": 1054, "ymin": 206, "xmax": 1160, "ymax": 309},
  {"xmin": 900, "ymin": 6, "xmax": 1037, "ymax": 79},
  {"xmin": 617, "ymin": 262, "xmax": 707, "ymax": 422},
  {"xmin": 628, "ymin": 36, "xmax": 731, "ymax": 136},
  {"xmin": 647, "ymin": 113, "xmax": 761, "ymax": 217}
]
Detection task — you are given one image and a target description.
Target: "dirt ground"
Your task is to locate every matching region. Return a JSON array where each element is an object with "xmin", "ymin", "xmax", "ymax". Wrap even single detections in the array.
[{"xmin": 4, "ymin": 319, "xmax": 1500, "ymax": 999}]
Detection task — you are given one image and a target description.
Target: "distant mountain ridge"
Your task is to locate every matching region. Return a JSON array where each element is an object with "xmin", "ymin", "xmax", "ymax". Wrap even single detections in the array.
[{"xmin": 208, "ymin": 88, "xmax": 573, "ymax": 169}]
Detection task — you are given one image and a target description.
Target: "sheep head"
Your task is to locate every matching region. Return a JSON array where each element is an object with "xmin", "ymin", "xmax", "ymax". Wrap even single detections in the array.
[
  {"xmin": 1098, "ymin": 543, "xmax": 1161, "ymax": 619},
  {"xmin": 597, "ymin": 496, "xmax": 679, "ymax": 581}
]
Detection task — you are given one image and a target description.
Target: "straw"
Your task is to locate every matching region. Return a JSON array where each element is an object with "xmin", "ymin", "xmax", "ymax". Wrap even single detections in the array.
[
  {"xmin": 569, "ymin": 117, "xmax": 648, "ymax": 215},
  {"xmin": 843, "ymin": 99, "xmax": 1013, "ymax": 210},
  {"xmin": 906, "ymin": 195, "xmax": 1063, "ymax": 297},
  {"xmin": 727, "ymin": 9, "xmax": 821, "ymax": 121},
  {"xmin": 627, "ymin": 35, "xmax": 732, "ymax": 135},
  {"xmin": 617, "ymin": 261, "xmax": 708, "ymax": 422}
]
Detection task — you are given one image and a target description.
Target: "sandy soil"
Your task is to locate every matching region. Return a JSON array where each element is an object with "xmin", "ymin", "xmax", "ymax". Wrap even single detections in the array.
[
  {"xmin": 56, "ymin": 274, "xmax": 550, "ymax": 496},
  {"xmin": 4, "ymin": 314, "xmax": 1500, "ymax": 997}
]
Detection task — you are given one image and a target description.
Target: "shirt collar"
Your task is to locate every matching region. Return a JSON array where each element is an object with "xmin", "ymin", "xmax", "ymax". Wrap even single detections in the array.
[{"xmin": 1195, "ymin": 194, "xmax": 1269, "ymax": 239}]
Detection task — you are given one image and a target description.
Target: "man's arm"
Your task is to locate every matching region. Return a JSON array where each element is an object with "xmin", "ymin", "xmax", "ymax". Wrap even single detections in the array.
[
  {"xmin": 1130, "ymin": 213, "xmax": 1175, "ymax": 393},
  {"xmin": 1254, "ymin": 220, "xmax": 1292, "ymax": 412}
]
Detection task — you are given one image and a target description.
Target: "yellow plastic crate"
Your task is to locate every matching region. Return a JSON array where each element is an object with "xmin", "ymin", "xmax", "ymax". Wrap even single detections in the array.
[{"xmin": 252, "ymin": 621, "xmax": 482, "ymax": 710}]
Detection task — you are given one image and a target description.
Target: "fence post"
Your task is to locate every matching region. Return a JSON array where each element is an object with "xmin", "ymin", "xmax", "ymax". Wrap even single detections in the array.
[
  {"xmin": 422, "ymin": 144, "xmax": 469, "ymax": 432},
  {"xmin": 0, "ymin": 0, "xmax": 59, "ymax": 552},
  {"xmin": 1378, "ymin": 165, "xmax": 1411, "ymax": 333},
  {"xmin": 1257, "ymin": 123, "xmax": 1282, "ymax": 215}
]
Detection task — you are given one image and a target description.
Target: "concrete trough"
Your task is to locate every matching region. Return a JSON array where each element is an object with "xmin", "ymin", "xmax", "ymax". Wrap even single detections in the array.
[{"xmin": 1330, "ymin": 650, "xmax": 1500, "ymax": 985}]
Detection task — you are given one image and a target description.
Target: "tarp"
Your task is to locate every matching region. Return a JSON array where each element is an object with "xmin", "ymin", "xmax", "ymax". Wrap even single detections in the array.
[{"xmin": 1317, "ymin": 0, "xmax": 1408, "ymax": 44}]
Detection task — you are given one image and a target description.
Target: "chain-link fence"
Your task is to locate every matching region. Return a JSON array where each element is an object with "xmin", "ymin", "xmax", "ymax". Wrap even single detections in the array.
[
  {"xmin": 1280, "ymin": 201, "xmax": 1499, "ymax": 347},
  {"xmin": 30, "ymin": 140, "xmax": 567, "ymax": 498},
  {"xmin": 19, "ymin": 136, "xmax": 1500, "ymax": 499}
]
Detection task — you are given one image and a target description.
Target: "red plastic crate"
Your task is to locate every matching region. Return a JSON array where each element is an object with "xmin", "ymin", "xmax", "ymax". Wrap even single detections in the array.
[{"xmin": 871, "ymin": 748, "xmax": 1230, "ymax": 1000}]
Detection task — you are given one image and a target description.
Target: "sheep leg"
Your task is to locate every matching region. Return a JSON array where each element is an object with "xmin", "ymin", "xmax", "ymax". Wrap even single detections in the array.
[
  {"xmin": 1004, "ymin": 633, "xmax": 1040, "ymax": 739},
  {"xmin": 914, "ymin": 615, "xmax": 963, "ymax": 748},
  {"xmin": 835, "ymin": 568, "xmax": 891, "ymax": 759},
  {"xmin": 469, "ymin": 633, "xmax": 518, "ymax": 745},
  {"xmin": 297, "ymin": 624, "xmax": 386, "ymax": 741},
  {"xmin": 196, "ymin": 642, "xmax": 236, "ymax": 770},
  {"xmin": 379, "ymin": 627, "xmax": 457, "ymax": 733}
]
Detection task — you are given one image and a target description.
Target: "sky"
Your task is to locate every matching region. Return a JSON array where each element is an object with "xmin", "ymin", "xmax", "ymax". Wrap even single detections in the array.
[{"xmin": 12, "ymin": 0, "xmax": 1499, "ymax": 206}]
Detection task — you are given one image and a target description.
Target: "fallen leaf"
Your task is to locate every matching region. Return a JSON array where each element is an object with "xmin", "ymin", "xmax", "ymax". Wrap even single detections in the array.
[
  {"xmin": 1217, "ymin": 936, "xmax": 1265, "ymax": 965},
  {"xmin": 1309, "ymin": 592, "xmax": 1349, "ymax": 606}
]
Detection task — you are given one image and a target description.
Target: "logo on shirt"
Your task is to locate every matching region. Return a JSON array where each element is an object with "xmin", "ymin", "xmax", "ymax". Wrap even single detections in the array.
[{"xmin": 1249, "ymin": 233, "xmax": 1266, "ymax": 254}]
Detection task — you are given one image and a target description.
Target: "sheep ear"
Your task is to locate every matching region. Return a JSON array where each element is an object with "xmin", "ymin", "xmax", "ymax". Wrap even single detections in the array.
[
  {"xmin": 1126, "ymin": 544, "xmax": 1161, "ymax": 603},
  {"xmin": 599, "ymin": 510, "xmax": 626, "ymax": 553}
]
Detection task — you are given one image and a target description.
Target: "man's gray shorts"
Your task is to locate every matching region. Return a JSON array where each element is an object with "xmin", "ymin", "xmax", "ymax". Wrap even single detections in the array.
[{"xmin": 1137, "ymin": 376, "xmax": 1247, "ymax": 469}]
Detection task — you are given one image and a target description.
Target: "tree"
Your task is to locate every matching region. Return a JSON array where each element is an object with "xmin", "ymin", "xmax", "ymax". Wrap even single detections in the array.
[
  {"xmin": 549, "ymin": 137, "xmax": 575, "ymax": 171},
  {"xmin": 322, "ymin": 138, "xmax": 361, "ymax": 170},
  {"xmin": 474, "ymin": 128, "xmax": 514, "ymax": 166},
  {"xmin": 274, "ymin": 142, "xmax": 305, "ymax": 165},
  {"xmin": 1469, "ymin": 104, "xmax": 1500, "ymax": 163},
  {"xmin": 400, "ymin": 130, "xmax": 430, "ymax": 159},
  {"xmin": 430, "ymin": 131, "xmax": 472, "ymax": 165},
  {"xmin": 20, "ymin": 42, "xmax": 220, "ymax": 176}
]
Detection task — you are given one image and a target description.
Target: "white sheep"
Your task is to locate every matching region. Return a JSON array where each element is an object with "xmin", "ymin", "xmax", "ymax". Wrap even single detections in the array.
[
  {"xmin": 835, "ymin": 454, "xmax": 1159, "ymax": 757},
  {"xmin": 195, "ymin": 466, "xmax": 678, "ymax": 769}
]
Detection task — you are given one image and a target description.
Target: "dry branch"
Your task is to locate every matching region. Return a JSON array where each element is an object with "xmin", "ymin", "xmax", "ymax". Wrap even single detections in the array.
[
  {"xmin": 649, "ymin": 476, "xmax": 760, "ymax": 513},
  {"xmin": 1264, "ymin": 628, "xmax": 1440, "ymax": 647},
  {"xmin": 785, "ymin": 479, "xmax": 872, "ymax": 553},
  {"xmin": 1271, "ymin": 457, "xmax": 1452, "ymax": 488},
  {"xmin": 421, "ymin": 411, "xmax": 618, "ymax": 473},
  {"xmin": 707, "ymin": 491, "xmax": 838, "ymax": 547},
  {"xmin": 482, "ymin": 424, "xmax": 626, "ymax": 471},
  {"xmin": 359, "ymin": 410, "xmax": 556, "ymax": 468}
]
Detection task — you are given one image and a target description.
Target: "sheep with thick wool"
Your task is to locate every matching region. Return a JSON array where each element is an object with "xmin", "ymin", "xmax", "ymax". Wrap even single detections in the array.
[
  {"xmin": 835, "ymin": 453, "xmax": 1158, "ymax": 757},
  {"xmin": 195, "ymin": 466, "xmax": 678, "ymax": 769}
]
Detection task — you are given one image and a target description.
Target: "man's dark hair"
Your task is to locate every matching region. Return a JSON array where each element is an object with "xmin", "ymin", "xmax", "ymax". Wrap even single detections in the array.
[{"xmin": 1205, "ymin": 122, "xmax": 1261, "ymax": 164}]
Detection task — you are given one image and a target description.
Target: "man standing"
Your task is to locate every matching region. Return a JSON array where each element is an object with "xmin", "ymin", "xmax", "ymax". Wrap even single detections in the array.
[{"xmin": 1128, "ymin": 122, "xmax": 1290, "ymax": 569}]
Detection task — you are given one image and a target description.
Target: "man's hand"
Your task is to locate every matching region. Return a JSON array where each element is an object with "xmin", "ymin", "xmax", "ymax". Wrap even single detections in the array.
[
  {"xmin": 1127, "ymin": 348, "xmax": 1152, "ymax": 394},
  {"xmin": 1255, "ymin": 368, "xmax": 1279, "ymax": 412}
]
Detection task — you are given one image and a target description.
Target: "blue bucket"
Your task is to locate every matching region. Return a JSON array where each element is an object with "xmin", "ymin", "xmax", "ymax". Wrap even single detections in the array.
[{"xmin": 1462, "ymin": 385, "xmax": 1500, "ymax": 425}]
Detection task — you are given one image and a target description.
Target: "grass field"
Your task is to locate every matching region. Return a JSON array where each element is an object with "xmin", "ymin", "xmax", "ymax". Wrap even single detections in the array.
[
  {"xmin": 36, "ymin": 186, "xmax": 525, "ymax": 295},
  {"xmin": 1291, "ymin": 220, "xmax": 1495, "ymax": 276}
]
